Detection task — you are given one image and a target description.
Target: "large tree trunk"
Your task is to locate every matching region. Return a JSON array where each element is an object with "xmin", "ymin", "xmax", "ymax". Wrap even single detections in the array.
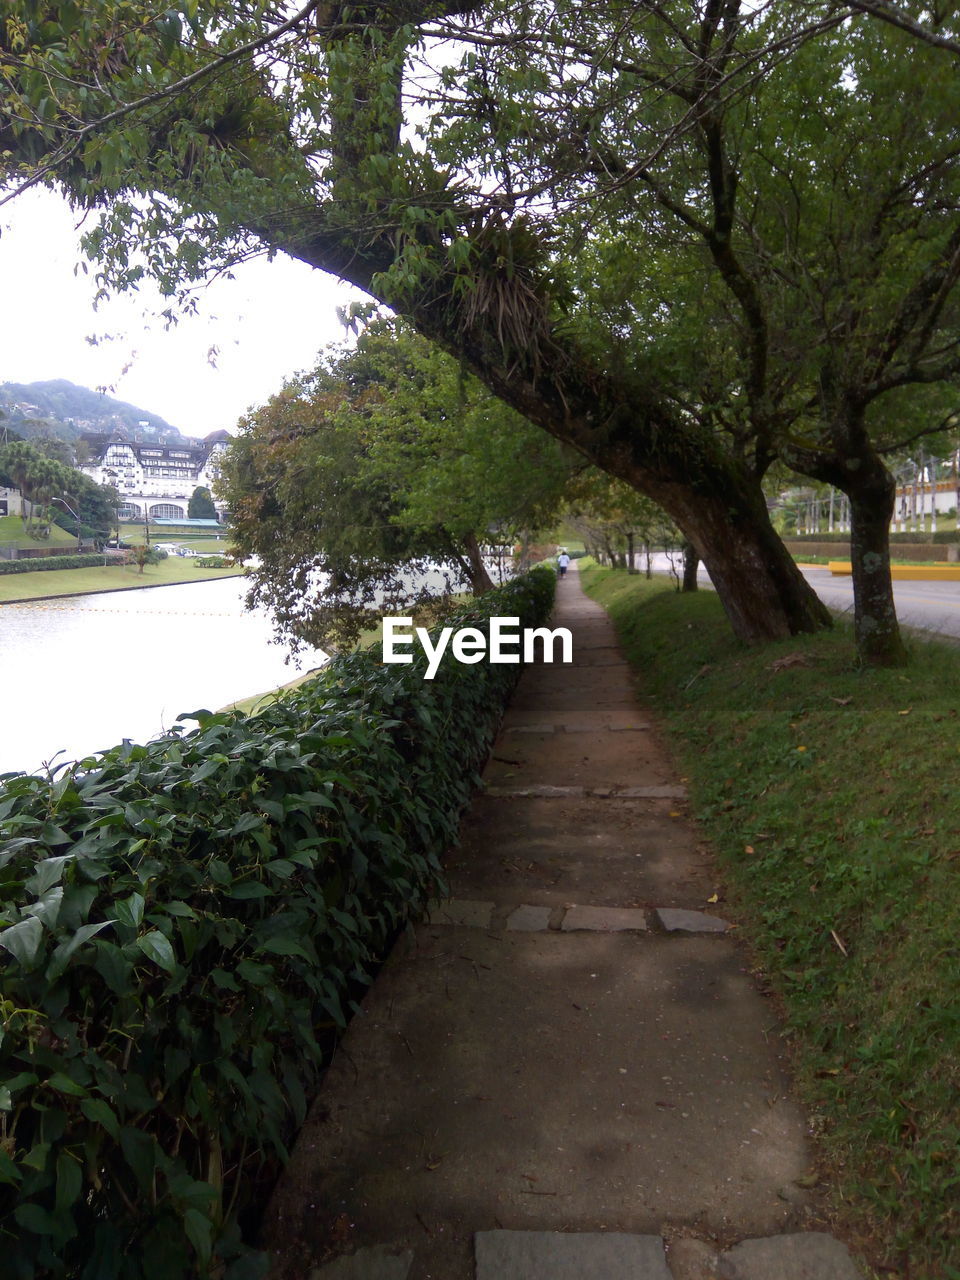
[
  {"xmin": 462, "ymin": 531, "xmax": 495, "ymax": 594},
  {"xmin": 681, "ymin": 540, "xmax": 699, "ymax": 592},
  {"xmin": 847, "ymin": 462, "xmax": 908, "ymax": 667},
  {"xmin": 786, "ymin": 398, "xmax": 907, "ymax": 667},
  {"xmin": 645, "ymin": 470, "xmax": 831, "ymax": 642}
]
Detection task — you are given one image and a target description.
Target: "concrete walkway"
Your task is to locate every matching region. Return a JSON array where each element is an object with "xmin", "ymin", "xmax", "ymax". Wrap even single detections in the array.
[{"xmin": 263, "ymin": 565, "xmax": 868, "ymax": 1280}]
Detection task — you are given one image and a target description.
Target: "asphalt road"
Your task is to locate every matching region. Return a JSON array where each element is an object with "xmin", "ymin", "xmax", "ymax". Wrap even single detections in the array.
[
  {"xmin": 645, "ymin": 553, "xmax": 960, "ymax": 643},
  {"xmin": 799, "ymin": 567, "xmax": 960, "ymax": 643}
]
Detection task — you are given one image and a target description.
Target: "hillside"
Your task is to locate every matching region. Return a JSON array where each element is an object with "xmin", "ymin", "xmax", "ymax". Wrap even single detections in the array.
[{"xmin": 0, "ymin": 379, "xmax": 185, "ymax": 443}]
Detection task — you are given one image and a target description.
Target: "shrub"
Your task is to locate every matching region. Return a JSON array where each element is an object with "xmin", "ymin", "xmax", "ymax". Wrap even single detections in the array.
[
  {"xmin": 0, "ymin": 568, "xmax": 554, "ymax": 1278},
  {"xmin": 194, "ymin": 556, "xmax": 229, "ymax": 568},
  {"xmin": 0, "ymin": 554, "xmax": 115, "ymax": 576}
]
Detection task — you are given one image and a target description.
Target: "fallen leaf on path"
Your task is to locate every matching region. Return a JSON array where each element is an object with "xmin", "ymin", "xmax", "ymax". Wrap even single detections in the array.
[{"xmin": 707, "ymin": 893, "xmax": 720, "ymax": 904}]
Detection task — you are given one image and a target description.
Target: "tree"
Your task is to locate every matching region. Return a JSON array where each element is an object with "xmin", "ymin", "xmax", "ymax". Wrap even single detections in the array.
[
  {"xmin": 554, "ymin": 6, "xmax": 960, "ymax": 663},
  {"xmin": 563, "ymin": 471, "xmax": 683, "ymax": 578},
  {"xmin": 220, "ymin": 319, "xmax": 577, "ymax": 649},
  {"xmin": 50, "ymin": 472, "xmax": 121, "ymax": 547},
  {"xmin": 188, "ymin": 485, "xmax": 217, "ymax": 519},
  {"xmin": 0, "ymin": 0, "xmax": 836, "ymax": 649},
  {"xmin": 0, "ymin": 440, "xmax": 76, "ymax": 537}
]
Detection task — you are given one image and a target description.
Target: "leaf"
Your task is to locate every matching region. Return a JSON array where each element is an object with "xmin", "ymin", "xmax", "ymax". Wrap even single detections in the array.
[
  {"xmin": 80, "ymin": 1097, "xmax": 121, "ymax": 1140},
  {"xmin": 0, "ymin": 915, "xmax": 43, "ymax": 966},
  {"xmin": 182, "ymin": 1208, "xmax": 214, "ymax": 1266},
  {"xmin": 136, "ymin": 930, "xmax": 177, "ymax": 973},
  {"xmin": 22, "ymin": 1141, "xmax": 51, "ymax": 1172},
  {"xmin": 24, "ymin": 885, "xmax": 64, "ymax": 927},
  {"xmin": 55, "ymin": 1151, "xmax": 83, "ymax": 1214},
  {"xmin": 14, "ymin": 1202, "xmax": 60, "ymax": 1236},
  {"xmin": 229, "ymin": 813, "xmax": 264, "ymax": 836},
  {"xmin": 119, "ymin": 1127, "xmax": 158, "ymax": 1189},
  {"xmin": 113, "ymin": 892, "xmax": 145, "ymax": 929},
  {"xmin": 46, "ymin": 1072, "xmax": 90, "ymax": 1098},
  {"xmin": 229, "ymin": 881, "xmax": 270, "ymax": 900},
  {"xmin": 47, "ymin": 920, "xmax": 113, "ymax": 981},
  {"xmin": 256, "ymin": 936, "xmax": 312, "ymax": 960},
  {"xmin": 25, "ymin": 855, "xmax": 74, "ymax": 896}
]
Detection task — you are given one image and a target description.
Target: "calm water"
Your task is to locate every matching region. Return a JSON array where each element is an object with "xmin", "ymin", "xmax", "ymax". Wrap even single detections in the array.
[{"xmin": 0, "ymin": 578, "xmax": 329, "ymax": 776}]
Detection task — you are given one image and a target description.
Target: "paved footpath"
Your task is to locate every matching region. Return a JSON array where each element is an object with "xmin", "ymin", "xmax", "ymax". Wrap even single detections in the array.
[{"xmin": 263, "ymin": 565, "xmax": 869, "ymax": 1280}]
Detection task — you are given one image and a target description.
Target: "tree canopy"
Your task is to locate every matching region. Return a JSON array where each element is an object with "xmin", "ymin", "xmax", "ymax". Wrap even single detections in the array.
[
  {"xmin": 188, "ymin": 485, "xmax": 217, "ymax": 519},
  {"xmin": 4, "ymin": 2, "xmax": 960, "ymax": 660},
  {"xmin": 220, "ymin": 318, "xmax": 577, "ymax": 649}
]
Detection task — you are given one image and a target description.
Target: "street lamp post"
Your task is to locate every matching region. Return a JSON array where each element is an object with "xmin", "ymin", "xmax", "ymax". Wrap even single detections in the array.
[{"xmin": 52, "ymin": 497, "xmax": 82, "ymax": 551}]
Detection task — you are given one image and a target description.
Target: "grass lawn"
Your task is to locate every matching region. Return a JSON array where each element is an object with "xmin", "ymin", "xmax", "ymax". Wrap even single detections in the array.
[
  {"xmin": 0, "ymin": 556, "xmax": 244, "ymax": 603},
  {"xmin": 117, "ymin": 529, "xmax": 231, "ymax": 551},
  {"xmin": 581, "ymin": 563, "xmax": 960, "ymax": 1278},
  {"xmin": 0, "ymin": 514, "xmax": 77, "ymax": 546}
]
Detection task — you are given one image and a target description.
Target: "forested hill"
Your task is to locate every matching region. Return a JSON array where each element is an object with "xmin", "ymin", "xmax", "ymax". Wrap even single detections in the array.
[{"xmin": 0, "ymin": 379, "xmax": 184, "ymax": 443}]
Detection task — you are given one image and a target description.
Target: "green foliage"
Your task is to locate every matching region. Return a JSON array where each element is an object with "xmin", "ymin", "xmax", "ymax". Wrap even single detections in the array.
[
  {"xmin": 187, "ymin": 487, "xmax": 217, "ymax": 521},
  {"xmin": 193, "ymin": 555, "xmax": 229, "ymax": 567},
  {"xmin": 220, "ymin": 319, "xmax": 576, "ymax": 651},
  {"xmin": 0, "ymin": 553, "xmax": 115, "ymax": 576},
  {"xmin": 581, "ymin": 564, "xmax": 960, "ymax": 1273},
  {"xmin": 0, "ymin": 442, "xmax": 77, "ymax": 537},
  {"xmin": 0, "ymin": 567, "xmax": 555, "ymax": 1278}
]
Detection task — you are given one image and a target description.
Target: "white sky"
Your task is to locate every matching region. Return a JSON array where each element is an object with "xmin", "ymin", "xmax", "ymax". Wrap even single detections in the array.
[{"xmin": 0, "ymin": 189, "xmax": 365, "ymax": 437}]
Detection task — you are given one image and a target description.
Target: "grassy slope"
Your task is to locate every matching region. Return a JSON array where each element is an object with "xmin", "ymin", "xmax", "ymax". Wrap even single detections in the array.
[
  {"xmin": 0, "ymin": 557, "xmax": 243, "ymax": 602},
  {"xmin": 580, "ymin": 564, "xmax": 960, "ymax": 1279},
  {"xmin": 0, "ymin": 514, "xmax": 76, "ymax": 546}
]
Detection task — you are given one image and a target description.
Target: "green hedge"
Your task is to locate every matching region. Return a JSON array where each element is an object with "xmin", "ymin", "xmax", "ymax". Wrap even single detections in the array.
[
  {"xmin": 0, "ymin": 567, "xmax": 555, "ymax": 1278},
  {"xmin": 0, "ymin": 554, "xmax": 112, "ymax": 576}
]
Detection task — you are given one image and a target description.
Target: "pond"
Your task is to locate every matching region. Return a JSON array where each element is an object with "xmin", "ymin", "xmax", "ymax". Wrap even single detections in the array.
[{"xmin": 0, "ymin": 578, "xmax": 329, "ymax": 777}]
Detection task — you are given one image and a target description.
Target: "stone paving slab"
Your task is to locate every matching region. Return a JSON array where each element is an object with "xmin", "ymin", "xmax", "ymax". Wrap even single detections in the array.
[
  {"xmin": 560, "ymin": 904, "xmax": 648, "ymax": 932},
  {"xmin": 656, "ymin": 907, "xmax": 730, "ymax": 934},
  {"xmin": 717, "ymin": 1233, "xmax": 867, "ymax": 1279},
  {"xmin": 503, "ymin": 721, "xmax": 652, "ymax": 734},
  {"xmin": 484, "ymin": 784, "xmax": 587, "ymax": 798},
  {"xmin": 427, "ymin": 899, "xmax": 495, "ymax": 929},
  {"xmin": 310, "ymin": 1245, "xmax": 414, "ymax": 1279},
  {"xmin": 264, "ymin": 929, "xmax": 811, "ymax": 1279},
  {"xmin": 505, "ymin": 904, "xmax": 553, "ymax": 931},
  {"xmin": 474, "ymin": 1230, "xmax": 672, "ymax": 1279},
  {"xmin": 506, "ymin": 709, "xmax": 650, "ymax": 731},
  {"xmin": 451, "ymin": 796, "xmax": 716, "ymax": 910},
  {"xmin": 484, "ymin": 784, "xmax": 686, "ymax": 800},
  {"xmin": 613, "ymin": 785, "xmax": 688, "ymax": 799}
]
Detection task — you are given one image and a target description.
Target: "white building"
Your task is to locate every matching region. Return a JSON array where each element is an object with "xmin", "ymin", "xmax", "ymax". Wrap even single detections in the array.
[
  {"xmin": 0, "ymin": 486, "xmax": 22, "ymax": 517},
  {"xmin": 80, "ymin": 430, "xmax": 231, "ymax": 522}
]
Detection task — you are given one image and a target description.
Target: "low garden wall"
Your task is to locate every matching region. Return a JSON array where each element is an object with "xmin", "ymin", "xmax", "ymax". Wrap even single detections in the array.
[
  {"xmin": 0, "ymin": 566, "xmax": 555, "ymax": 1277},
  {"xmin": 783, "ymin": 538, "xmax": 957, "ymax": 561}
]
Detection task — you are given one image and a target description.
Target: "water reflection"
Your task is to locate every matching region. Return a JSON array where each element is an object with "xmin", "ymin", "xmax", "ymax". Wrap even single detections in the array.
[{"xmin": 0, "ymin": 578, "xmax": 328, "ymax": 776}]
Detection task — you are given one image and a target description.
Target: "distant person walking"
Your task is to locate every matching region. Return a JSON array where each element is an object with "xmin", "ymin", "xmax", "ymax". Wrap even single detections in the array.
[{"xmin": 557, "ymin": 550, "xmax": 571, "ymax": 578}]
